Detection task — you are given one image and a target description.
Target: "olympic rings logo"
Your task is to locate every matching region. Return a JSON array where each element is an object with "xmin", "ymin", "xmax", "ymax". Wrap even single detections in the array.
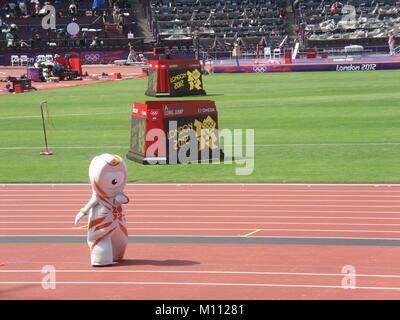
[{"xmin": 84, "ymin": 53, "xmax": 101, "ymax": 62}]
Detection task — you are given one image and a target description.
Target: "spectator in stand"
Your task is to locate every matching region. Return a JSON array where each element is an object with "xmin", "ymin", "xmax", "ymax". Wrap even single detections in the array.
[
  {"xmin": 112, "ymin": 2, "xmax": 120, "ymax": 24},
  {"xmin": 279, "ymin": 8, "xmax": 285, "ymax": 20},
  {"xmin": 102, "ymin": 10, "xmax": 107, "ymax": 24},
  {"xmin": 8, "ymin": 1, "xmax": 17, "ymax": 17},
  {"xmin": 34, "ymin": 33, "xmax": 42, "ymax": 46},
  {"xmin": 57, "ymin": 31, "xmax": 68, "ymax": 47},
  {"xmin": 68, "ymin": 2, "xmax": 78, "ymax": 17},
  {"xmin": 117, "ymin": 12, "xmax": 124, "ymax": 30},
  {"xmin": 19, "ymin": 0, "xmax": 28, "ymax": 16},
  {"xmin": 1, "ymin": 3, "xmax": 10, "ymax": 18},
  {"xmin": 15, "ymin": 1, "xmax": 23, "ymax": 16},
  {"xmin": 127, "ymin": 42, "xmax": 138, "ymax": 62},
  {"xmin": 80, "ymin": 31, "xmax": 88, "ymax": 46},
  {"xmin": 19, "ymin": 39, "xmax": 31, "ymax": 47},
  {"xmin": 28, "ymin": 36, "xmax": 34, "ymax": 47},
  {"xmin": 67, "ymin": 32, "xmax": 78, "ymax": 47},
  {"xmin": 10, "ymin": 23, "xmax": 18, "ymax": 33},
  {"xmin": 90, "ymin": 36, "xmax": 100, "ymax": 47},
  {"xmin": 329, "ymin": 2, "xmax": 342, "ymax": 16},
  {"xmin": 3, "ymin": 3, "xmax": 12, "ymax": 18},
  {"xmin": 34, "ymin": 1, "xmax": 40, "ymax": 16},
  {"xmin": 52, "ymin": 55, "xmax": 66, "ymax": 77},
  {"xmin": 388, "ymin": 31, "xmax": 396, "ymax": 56},
  {"xmin": 6, "ymin": 31, "xmax": 15, "ymax": 47}
]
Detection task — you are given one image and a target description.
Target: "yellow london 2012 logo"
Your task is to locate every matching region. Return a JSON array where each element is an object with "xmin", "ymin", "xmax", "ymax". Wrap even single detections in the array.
[
  {"xmin": 187, "ymin": 69, "xmax": 202, "ymax": 91},
  {"xmin": 194, "ymin": 116, "xmax": 218, "ymax": 150}
]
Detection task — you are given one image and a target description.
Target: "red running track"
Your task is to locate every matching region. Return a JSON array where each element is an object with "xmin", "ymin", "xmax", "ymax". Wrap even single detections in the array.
[{"xmin": 1, "ymin": 183, "xmax": 400, "ymax": 299}]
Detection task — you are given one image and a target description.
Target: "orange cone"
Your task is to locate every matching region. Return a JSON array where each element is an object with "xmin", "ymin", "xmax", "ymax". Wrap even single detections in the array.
[
  {"xmin": 112, "ymin": 72, "xmax": 122, "ymax": 80},
  {"xmin": 14, "ymin": 83, "xmax": 24, "ymax": 93}
]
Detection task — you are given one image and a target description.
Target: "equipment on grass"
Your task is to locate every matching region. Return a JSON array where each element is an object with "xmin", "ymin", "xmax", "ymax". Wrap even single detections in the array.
[
  {"xmin": 145, "ymin": 59, "xmax": 206, "ymax": 97},
  {"xmin": 127, "ymin": 100, "xmax": 223, "ymax": 164}
]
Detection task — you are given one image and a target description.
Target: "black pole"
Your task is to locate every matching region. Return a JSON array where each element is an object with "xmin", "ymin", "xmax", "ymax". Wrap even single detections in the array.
[{"xmin": 40, "ymin": 101, "xmax": 49, "ymax": 153}]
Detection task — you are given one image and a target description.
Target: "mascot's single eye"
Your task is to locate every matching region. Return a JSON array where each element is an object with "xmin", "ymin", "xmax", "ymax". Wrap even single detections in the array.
[{"xmin": 99, "ymin": 171, "xmax": 125, "ymax": 190}]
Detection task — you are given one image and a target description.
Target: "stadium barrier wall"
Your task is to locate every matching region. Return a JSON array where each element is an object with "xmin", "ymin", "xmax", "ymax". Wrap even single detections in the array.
[
  {"xmin": 212, "ymin": 59, "xmax": 400, "ymax": 73},
  {"xmin": 1, "ymin": 50, "xmax": 129, "ymax": 66}
]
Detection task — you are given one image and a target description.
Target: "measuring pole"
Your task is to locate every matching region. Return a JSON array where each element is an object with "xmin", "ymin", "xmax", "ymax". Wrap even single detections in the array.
[{"xmin": 39, "ymin": 101, "xmax": 53, "ymax": 155}]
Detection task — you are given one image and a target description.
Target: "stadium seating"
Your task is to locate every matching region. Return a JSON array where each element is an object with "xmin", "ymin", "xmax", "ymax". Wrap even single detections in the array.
[
  {"xmin": 2, "ymin": 0, "xmax": 398, "ymax": 60},
  {"xmin": 296, "ymin": 0, "xmax": 400, "ymax": 48},
  {"xmin": 0, "ymin": 0, "xmax": 142, "ymax": 51},
  {"xmin": 142, "ymin": 0, "xmax": 288, "ymax": 53}
]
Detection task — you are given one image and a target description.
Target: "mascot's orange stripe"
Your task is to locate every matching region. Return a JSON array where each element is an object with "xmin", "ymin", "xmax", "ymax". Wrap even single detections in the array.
[
  {"xmin": 110, "ymin": 154, "xmax": 121, "ymax": 166},
  {"xmin": 95, "ymin": 221, "xmax": 113, "ymax": 231},
  {"xmin": 88, "ymin": 216, "xmax": 106, "ymax": 229},
  {"xmin": 118, "ymin": 222, "xmax": 128, "ymax": 237},
  {"xmin": 94, "ymin": 180, "xmax": 109, "ymax": 199},
  {"xmin": 98, "ymin": 194, "xmax": 112, "ymax": 210},
  {"xmin": 90, "ymin": 227, "xmax": 116, "ymax": 251}
]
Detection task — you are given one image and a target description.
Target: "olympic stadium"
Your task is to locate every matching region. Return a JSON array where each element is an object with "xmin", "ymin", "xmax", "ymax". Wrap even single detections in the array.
[{"xmin": 1, "ymin": 0, "xmax": 400, "ymax": 306}]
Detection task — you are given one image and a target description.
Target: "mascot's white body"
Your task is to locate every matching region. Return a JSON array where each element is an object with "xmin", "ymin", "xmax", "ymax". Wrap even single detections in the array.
[{"xmin": 75, "ymin": 154, "xmax": 129, "ymax": 266}]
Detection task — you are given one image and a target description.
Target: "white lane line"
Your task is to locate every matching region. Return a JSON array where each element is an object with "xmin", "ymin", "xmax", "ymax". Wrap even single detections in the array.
[
  {"xmin": 1, "ymin": 198, "xmax": 400, "ymax": 203},
  {"xmin": 1, "ymin": 209, "xmax": 400, "ymax": 214},
  {"xmin": 1, "ymin": 227, "xmax": 400, "ymax": 233},
  {"xmin": 0, "ymin": 112, "xmax": 126, "ymax": 120},
  {"xmin": 1, "ymin": 193, "xmax": 400, "ymax": 198},
  {"xmin": 0, "ymin": 281, "xmax": 400, "ymax": 291},
  {"xmin": 253, "ymin": 142, "xmax": 400, "ymax": 147},
  {"xmin": 0, "ymin": 204, "xmax": 399, "ymax": 208},
  {"xmin": 2, "ymin": 215, "xmax": 400, "ymax": 220},
  {"xmin": 1, "ymin": 234, "xmax": 400, "ymax": 240},
  {"xmin": 0, "ymin": 182, "xmax": 400, "ymax": 186},
  {"xmin": 0, "ymin": 146, "xmax": 126, "ymax": 150},
  {"xmin": 3, "ymin": 221, "xmax": 400, "ymax": 227},
  {"xmin": 1, "ymin": 142, "xmax": 400, "ymax": 148},
  {"xmin": 1, "ymin": 269, "xmax": 400, "ymax": 279},
  {"xmin": 3, "ymin": 189, "xmax": 400, "ymax": 194}
]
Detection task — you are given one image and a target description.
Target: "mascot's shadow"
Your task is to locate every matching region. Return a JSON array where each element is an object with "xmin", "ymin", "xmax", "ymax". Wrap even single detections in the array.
[{"xmin": 115, "ymin": 259, "xmax": 201, "ymax": 267}]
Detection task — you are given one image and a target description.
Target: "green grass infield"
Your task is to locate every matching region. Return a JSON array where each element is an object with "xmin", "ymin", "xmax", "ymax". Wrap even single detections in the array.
[{"xmin": 1, "ymin": 70, "xmax": 400, "ymax": 183}]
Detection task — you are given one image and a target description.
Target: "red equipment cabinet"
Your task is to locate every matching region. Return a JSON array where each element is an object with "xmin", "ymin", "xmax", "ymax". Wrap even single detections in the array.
[
  {"xmin": 145, "ymin": 59, "xmax": 206, "ymax": 97},
  {"xmin": 126, "ymin": 100, "xmax": 223, "ymax": 164},
  {"xmin": 55, "ymin": 58, "xmax": 82, "ymax": 75}
]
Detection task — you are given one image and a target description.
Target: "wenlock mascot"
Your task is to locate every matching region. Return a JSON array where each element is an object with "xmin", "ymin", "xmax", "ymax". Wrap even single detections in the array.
[{"xmin": 75, "ymin": 154, "xmax": 129, "ymax": 266}]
